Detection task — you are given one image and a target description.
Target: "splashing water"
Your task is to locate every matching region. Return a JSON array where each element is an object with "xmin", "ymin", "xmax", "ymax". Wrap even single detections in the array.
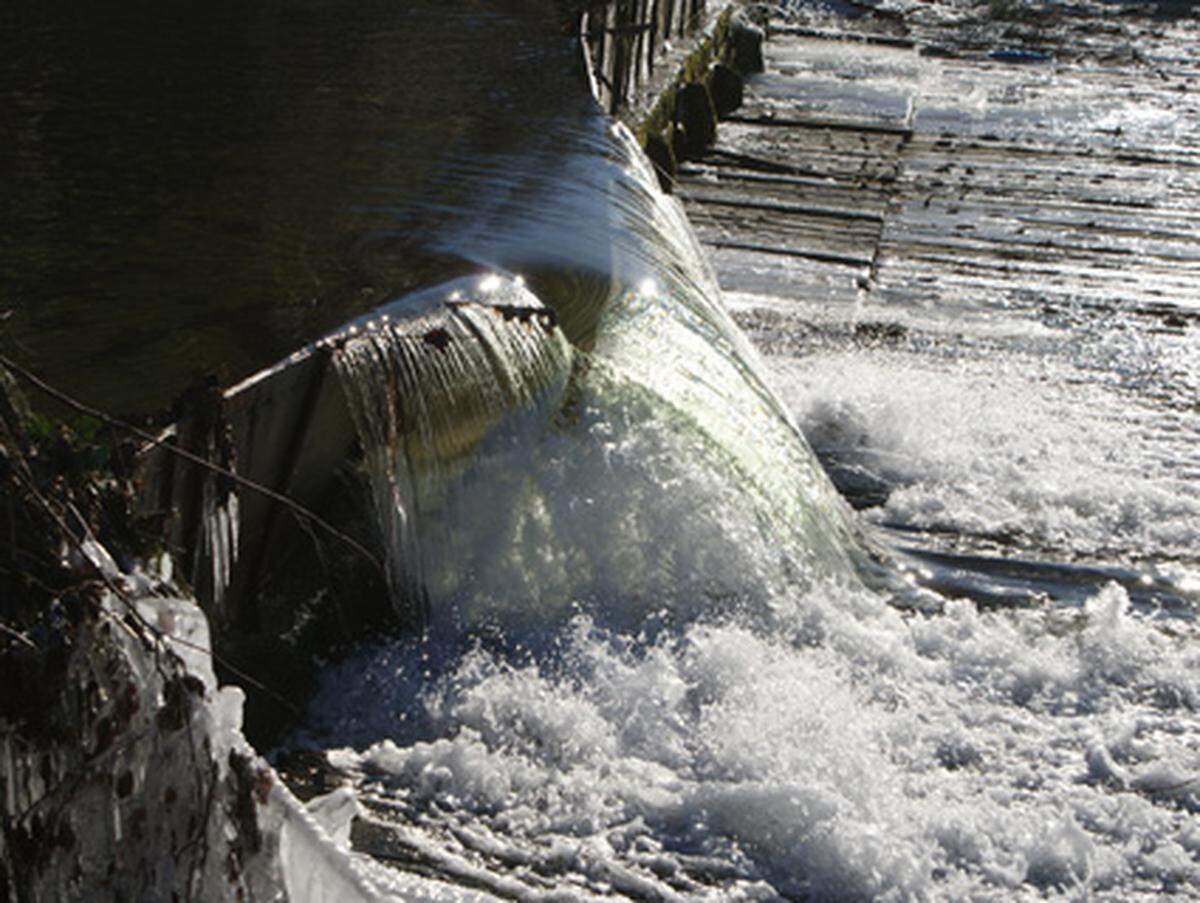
[
  {"xmin": 300, "ymin": 578, "xmax": 1200, "ymax": 900},
  {"xmin": 289, "ymin": 16, "xmax": 1200, "ymax": 902},
  {"xmin": 776, "ymin": 350, "xmax": 1200, "ymax": 571},
  {"xmin": 326, "ymin": 117, "xmax": 867, "ymax": 636}
]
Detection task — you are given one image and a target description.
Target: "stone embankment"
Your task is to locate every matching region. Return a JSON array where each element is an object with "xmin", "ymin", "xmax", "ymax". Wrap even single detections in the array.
[{"xmin": 581, "ymin": 1, "xmax": 766, "ymax": 190}]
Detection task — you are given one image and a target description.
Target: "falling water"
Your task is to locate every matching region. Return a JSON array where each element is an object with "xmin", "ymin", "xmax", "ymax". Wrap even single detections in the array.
[
  {"xmin": 330, "ymin": 279, "xmax": 573, "ymax": 624},
  {"xmin": 324, "ymin": 115, "xmax": 870, "ymax": 639},
  {"xmin": 281, "ymin": 7, "xmax": 1200, "ymax": 901}
]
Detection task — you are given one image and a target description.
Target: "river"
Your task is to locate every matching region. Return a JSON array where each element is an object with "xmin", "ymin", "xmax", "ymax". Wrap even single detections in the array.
[
  {"xmin": 6, "ymin": 0, "xmax": 1200, "ymax": 899},
  {"xmin": 295, "ymin": 3, "xmax": 1199, "ymax": 900}
]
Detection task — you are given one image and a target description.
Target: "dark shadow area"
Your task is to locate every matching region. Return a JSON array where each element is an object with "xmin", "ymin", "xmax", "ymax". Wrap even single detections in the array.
[{"xmin": 1, "ymin": 0, "xmax": 588, "ymax": 415}]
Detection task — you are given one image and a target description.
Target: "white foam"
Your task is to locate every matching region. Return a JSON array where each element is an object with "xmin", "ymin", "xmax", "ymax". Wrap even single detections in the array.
[
  {"xmin": 302, "ymin": 579, "xmax": 1200, "ymax": 899},
  {"xmin": 771, "ymin": 350, "xmax": 1200, "ymax": 569}
]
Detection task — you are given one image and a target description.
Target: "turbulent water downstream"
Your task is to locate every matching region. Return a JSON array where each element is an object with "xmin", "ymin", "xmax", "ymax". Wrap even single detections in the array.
[
  {"xmin": 7, "ymin": 0, "xmax": 1200, "ymax": 899},
  {"xmin": 288, "ymin": 5, "xmax": 1200, "ymax": 902}
]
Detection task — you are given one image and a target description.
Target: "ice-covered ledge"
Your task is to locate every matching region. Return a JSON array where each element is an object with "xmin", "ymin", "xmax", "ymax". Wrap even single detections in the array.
[{"xmin": 0, "ymin": 560, "xmax": 384, "ymax": 900}]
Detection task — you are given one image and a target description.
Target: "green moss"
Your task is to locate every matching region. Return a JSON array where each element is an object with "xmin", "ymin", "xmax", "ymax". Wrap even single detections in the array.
[{"xmin": 632, "ymin": 5, "xmax": 737, "ymax": 156}]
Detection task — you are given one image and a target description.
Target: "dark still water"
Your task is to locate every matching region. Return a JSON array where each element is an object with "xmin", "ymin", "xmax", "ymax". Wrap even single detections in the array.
[{"xmin": 1, "ymin": 0, "xmax": 585, "ymax": 413}]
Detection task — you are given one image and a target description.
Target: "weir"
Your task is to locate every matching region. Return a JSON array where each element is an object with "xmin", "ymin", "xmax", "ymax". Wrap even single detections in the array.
[
  {"xmin": 0, "ymin": 1, "xmax": 887, "ymax": 889},
  {"xmin": 7, "ymin": 2, "xmax": 1200, "ymax": 898},
  {"xmin": 142, "ymin": 1, "xmax": 871, "ymax": 641},
  {"xmin": 152, "ymin": 118, "xmax": 868, "ymax": 637}
]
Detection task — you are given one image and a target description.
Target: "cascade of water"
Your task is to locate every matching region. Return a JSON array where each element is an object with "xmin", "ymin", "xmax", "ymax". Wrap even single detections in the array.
[
  {"xmin": 329, "ymin": 277, "xmax": 573, "ymax": 624},
  {"xmin": 325, "ymin": 111, "xmax": 870, "ymax": 634},
  {"xmin": 290, "ymin": 11, "xmax": 1200, "ymax": 900}
]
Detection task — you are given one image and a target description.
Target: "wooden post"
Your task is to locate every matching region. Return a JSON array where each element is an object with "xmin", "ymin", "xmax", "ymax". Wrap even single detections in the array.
[
  {"xmin": 648, "ymin": 0, "xmax": 660, "ymax": 77},
  {"xmin": 638, "ymin": 0, "xmax": 648, "ymax": 88},
  {"xmin": 606, "ymin": 2, "xmax": 622, "ymax": 114},
  {"xmin": 227, "ymin": 346, "xmax": 332, "ymax": 632}
]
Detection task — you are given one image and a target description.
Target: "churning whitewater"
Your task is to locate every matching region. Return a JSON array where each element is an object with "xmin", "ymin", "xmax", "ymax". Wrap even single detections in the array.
[
  {"xmin": 306, "ymin": 579, "xmax": 1200, "ymax": 901},
  {"xmin": 285, "ymin": 105, "xmax": 1200, "ymax": 901}
]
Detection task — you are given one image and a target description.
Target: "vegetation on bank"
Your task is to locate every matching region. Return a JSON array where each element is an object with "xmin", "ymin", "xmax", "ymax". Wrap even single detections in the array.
[{"xmin": 0, "ymin": 370, "xmax": 159, "ymax": 731}]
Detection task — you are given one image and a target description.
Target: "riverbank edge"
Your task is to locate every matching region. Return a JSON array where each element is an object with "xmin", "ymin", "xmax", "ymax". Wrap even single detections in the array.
[{"xmin": 0, "ymin": 371, "xmax": 387, "ymax": 900}]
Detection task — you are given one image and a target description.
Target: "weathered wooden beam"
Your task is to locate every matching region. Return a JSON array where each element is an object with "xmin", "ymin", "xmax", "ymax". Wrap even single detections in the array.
[
  {"xmin": 679, "ymin": 192, "xmax": 886, "ymax": 224},
  {"xmin": 723, "ymin": 114, "xmax": 913, "ymax": 139}
]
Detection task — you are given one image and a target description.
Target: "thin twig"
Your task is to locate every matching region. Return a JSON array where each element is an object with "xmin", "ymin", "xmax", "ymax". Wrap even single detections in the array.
[
  {"xmin": 4, "ymin": 372, "xmax": 305, "ymax": 718},
  {"xmin": 0, "ymin": 352, "xmax": 384, "ymax": 578},
  {"xmin": 0, "ymin": 619, "xmax": 36, "ymax": 650},
  {"xmin": 14, "ymin": 445, "xmax": 304, "ymax": 727},
  {"xmin": 162, "ymin": 632, "xmax": 302, "ymax": 718}
]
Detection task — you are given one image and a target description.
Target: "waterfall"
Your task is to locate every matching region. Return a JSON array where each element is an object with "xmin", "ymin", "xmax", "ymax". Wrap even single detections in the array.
[
  {"xmin": 325, "ymin": 117, "xmax": 870, "ymax": 634},
  {"xmin": 287, "ymin": 11, "xmax": 1200, "ymax": 901},
  {"xmin": 329, "ymin": 278, "xmax": 573, "ymax": 625}
]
